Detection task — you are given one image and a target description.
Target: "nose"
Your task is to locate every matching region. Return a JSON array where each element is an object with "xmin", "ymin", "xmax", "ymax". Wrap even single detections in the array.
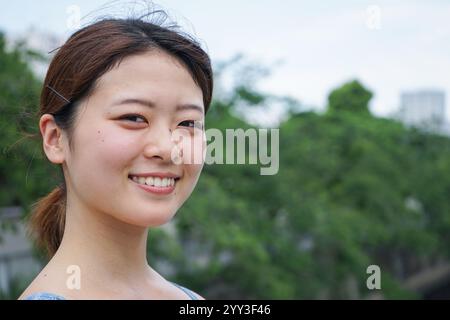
[{"xmin": 142, "ymin": 123, "xmax": 175, "ymax": 163}]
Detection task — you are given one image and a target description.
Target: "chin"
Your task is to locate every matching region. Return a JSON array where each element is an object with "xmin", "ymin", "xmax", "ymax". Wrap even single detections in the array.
[{"xmin": 119, "ymin": 209, "xmax": 178, "ymax": 228}]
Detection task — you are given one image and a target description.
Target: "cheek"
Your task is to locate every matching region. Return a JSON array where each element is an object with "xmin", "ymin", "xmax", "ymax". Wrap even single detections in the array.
[
  {"xmin": 186, "ymin": 162, "xmax": 203, "ymax": 176},
  {"xmin": 177, "ymin": 163, "xmax": 202, "ymax": 204},
  {"xmin": 183, "ymin": 162, "xmax": 203, "ymax": 193},
  {"xmin": 76, "ymin": 126, "xmax": 139, "ymax": 175}
]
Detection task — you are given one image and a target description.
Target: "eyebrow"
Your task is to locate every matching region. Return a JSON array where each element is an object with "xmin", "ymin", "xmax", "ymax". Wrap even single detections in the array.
[{"xmin": 112, "ymin": 98, "xmax": 204, "ymax": 114}]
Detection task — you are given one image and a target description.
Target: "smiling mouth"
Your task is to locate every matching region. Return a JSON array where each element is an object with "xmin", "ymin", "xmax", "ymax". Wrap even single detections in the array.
[{"xmin": 128, "ymin": 175, "xmax": 180, "ymax": 188}]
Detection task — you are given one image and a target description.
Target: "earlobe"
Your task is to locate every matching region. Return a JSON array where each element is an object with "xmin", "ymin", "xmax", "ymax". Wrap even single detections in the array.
[{"xmin": 40, "ymin": 114, "xmax": 65, "ymax": 164}]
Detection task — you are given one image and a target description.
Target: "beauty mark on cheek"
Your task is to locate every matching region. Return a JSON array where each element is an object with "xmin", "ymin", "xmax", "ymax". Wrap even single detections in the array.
[{"xmin": 97, "ymin": 130, "xmax": 104, "ymax": 142}]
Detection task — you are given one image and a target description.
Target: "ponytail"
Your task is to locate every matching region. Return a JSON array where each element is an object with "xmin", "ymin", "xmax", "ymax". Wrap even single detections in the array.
[{"xmin": 28, "ymin": 184, "xmax": 66, "ymax": 257}]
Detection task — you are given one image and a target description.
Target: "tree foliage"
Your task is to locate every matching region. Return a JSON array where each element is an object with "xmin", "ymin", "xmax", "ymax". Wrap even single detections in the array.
[
  {"xmin": 0, "ymin": 32, "xmax": 58, "ymax": 209},
  {"xmin": 327, "ymin": 79, "xmax": 373, "ymax": 115}
]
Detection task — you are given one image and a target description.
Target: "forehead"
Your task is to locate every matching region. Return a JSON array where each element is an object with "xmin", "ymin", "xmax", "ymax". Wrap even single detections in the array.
[{"xmin": 92, "ymin": 50, "xmax": 204, "ymax": 110}]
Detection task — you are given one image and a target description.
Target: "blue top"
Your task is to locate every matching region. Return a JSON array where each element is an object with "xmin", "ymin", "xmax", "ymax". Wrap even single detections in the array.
[
  {"xmin": 24, "ymin": 292, "xmax": 65, "ymax": 300},
  {"xmin": 24, "ymin": 282, "xmax": 199, "ymax": 300}
]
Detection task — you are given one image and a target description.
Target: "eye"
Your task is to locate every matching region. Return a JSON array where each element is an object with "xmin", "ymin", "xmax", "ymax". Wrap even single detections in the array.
[
  {"xmin": 179, "ymin": 120, "xmax": 204, "ymax": 130},
  {"xmin": 119, "ymin": 114, "xmax": 147, "ymax": 123}
]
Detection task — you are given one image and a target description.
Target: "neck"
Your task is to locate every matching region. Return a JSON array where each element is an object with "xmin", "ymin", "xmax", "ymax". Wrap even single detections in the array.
[{"xmin": 51, "ymin": 194, "xmax": 154, "ymax": 295}]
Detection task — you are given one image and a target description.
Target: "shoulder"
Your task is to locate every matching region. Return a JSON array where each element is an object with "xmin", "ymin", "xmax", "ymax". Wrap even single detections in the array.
[{"xmin": 19, "ymin": 273, "xmax": 69, "ymax": 300}]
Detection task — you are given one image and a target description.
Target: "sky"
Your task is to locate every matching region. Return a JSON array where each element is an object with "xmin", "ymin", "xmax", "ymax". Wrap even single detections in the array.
[{"xmin": 1, "ymin": 0, "xmax": 449, "ymax": 122}]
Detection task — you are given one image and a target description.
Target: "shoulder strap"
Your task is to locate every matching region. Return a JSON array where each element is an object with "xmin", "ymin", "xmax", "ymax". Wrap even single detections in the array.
[{"xmin": 171, "ymin": 282, "xmax": 199, "ymax": 300}]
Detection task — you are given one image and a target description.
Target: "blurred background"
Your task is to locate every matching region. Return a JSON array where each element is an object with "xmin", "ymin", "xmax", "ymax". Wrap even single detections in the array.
[{"xmin": 1, "ymin": 0, "xmax": 450, "ymax": 299}]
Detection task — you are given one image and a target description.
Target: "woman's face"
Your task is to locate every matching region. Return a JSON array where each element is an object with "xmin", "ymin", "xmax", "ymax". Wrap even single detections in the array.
[{"xmin": 61, "ymin": 50, "xmax": 205, "ymax": 227}]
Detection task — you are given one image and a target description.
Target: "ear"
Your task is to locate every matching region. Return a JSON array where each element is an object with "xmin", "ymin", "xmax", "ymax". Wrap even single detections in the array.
[{"xmin": 39, "ymin": 114, "xmax": 66, "ymax": 164}]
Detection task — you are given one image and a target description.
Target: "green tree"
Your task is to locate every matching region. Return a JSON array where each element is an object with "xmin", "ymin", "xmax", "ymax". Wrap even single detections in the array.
[
  {"xmin": 0, "ymin": 32, "xmax": 57, "ymax": 209},
  {"xmin": 327, "ymin": 79, "xmax": 373, "ymax": 115}
]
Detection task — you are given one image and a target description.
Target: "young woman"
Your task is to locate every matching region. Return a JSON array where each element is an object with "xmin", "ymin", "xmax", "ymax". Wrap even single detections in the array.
[{"xmin": 19, "ymin": 14, "xmax": 213, "ymax": 300}]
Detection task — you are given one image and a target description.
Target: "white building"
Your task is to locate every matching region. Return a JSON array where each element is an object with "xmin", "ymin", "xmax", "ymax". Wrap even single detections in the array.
[{"xmin": 398, "ymin": 90, "xmax": 447, "ymax": 133}]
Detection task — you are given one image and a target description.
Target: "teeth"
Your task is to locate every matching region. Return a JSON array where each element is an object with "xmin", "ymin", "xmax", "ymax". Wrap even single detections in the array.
[
  {"xmin": 131, "ymin": 175, "xmax": 176, "ymax": 187},
  {"xmin": 145, "ymin": 177, "xmax": 154, "ymax": 186}
]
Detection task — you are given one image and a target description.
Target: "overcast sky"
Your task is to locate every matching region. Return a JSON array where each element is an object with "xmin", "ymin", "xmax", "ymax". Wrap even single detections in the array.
[{"xmin": 1, "ymin": 0, "xmax": 449, "ymax": 121}]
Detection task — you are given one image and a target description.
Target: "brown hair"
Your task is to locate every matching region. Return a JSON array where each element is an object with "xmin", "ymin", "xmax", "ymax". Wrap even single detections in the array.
[{"xmin": 29, "ymin": 14, "xmax": 213, "ymax": 257}]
